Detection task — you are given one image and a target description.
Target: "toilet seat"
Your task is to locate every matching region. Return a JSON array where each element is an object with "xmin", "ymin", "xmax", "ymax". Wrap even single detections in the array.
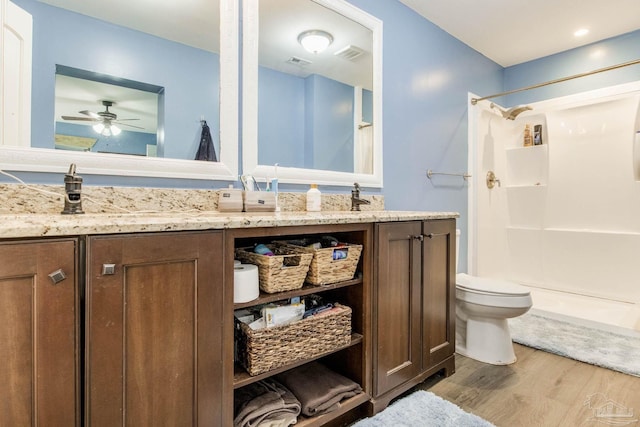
[{"xmin": 456, "ymin": 273, "xmax": 530, "ymax": 297}]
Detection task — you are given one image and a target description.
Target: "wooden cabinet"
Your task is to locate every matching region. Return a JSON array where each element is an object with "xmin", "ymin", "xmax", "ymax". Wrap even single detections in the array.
[
  {"xmin": 86, "ymin": 231, "xmax": 224, "ymax": 427},
  {"xmin": 371, "ymin": 219, "xmax": 456, "ymax": 412},
  {"xmin": 1, "ymin": 215, "xmax": 456, "ymax": 425},
  {"xmin": 0, "ymin": 239, "xmax": 80, "ymax": 427},
  {"xmin": 227, "ymin": 223, "xmax": 372, "ymax": 426},
  {"xmin": 422, "ymin": 220, "xmax": 456, "ymax": 368}
]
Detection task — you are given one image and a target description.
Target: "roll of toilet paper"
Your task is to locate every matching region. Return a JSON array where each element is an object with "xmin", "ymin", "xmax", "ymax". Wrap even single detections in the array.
[{"xmin": 234, "ymin": 263, "xmax": 259, "ymax": 303}]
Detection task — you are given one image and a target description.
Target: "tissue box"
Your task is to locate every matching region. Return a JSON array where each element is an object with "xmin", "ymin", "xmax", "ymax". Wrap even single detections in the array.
[
  {"xmin": 217, "ymin": 188, "xmax": 243, "ymax": 212},
  {"xmin": 262, "ymin": 303, "xmax": 305, "ymax": 328},
  {"xmin": 243, "ymin": 191, "xmax": 276, "ymax": 212}
]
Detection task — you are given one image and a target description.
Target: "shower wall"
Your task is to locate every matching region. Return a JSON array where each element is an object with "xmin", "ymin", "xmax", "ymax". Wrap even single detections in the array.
[{"xmin": 470, "ymin": 82, "xmax": 640, "ymax": 304}]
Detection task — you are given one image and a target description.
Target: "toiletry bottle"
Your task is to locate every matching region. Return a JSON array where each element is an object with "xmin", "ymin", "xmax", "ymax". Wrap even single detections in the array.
[
  {"xmin": 533, "ymin": 124, "xmax": 543, "ymax": 145},
  {"xmin": 254, "ymin": 243, "xmax": 274, "ymax": 256},
  {"xmin": 306, "ymin": 184, "xmax": 321, "ymax": 212},
  {"xmin": 523, "ymin": 124, "xmax": 533, "ymax": 147}
]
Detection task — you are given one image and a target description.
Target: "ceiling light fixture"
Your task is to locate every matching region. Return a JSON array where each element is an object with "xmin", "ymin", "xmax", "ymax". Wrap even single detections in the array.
[
  {"xmin": 298, "ymin": 30, "xmax": 333, "ymax": 54},
  {"xmin": 574, "ymin": 28, "xmax": 589, "ymax": 37},
  {"xmin": 92, "ymin": 122, "xmax": 121, "ymax": 136}
]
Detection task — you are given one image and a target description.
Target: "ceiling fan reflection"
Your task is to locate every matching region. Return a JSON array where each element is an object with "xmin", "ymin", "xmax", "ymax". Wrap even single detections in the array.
[{"xmin": 61, "ymin": 100, "xmax": 143, "ymax": 136}]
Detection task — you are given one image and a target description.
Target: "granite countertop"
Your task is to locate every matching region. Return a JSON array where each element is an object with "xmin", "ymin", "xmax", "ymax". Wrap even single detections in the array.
[{"xmin": 0, "ymin": 210, "xmax": 459, "ymax": 239}]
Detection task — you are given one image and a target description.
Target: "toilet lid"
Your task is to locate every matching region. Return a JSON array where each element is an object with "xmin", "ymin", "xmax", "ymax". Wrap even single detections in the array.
[{"xmin": 456, "ymin": 273, "xmax": 530, "ymax": 296}]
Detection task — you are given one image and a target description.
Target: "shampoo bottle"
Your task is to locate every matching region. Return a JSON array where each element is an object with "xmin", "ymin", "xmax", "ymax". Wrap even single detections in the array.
[
  {"xmin": 523, "ymin": 124, "xmax": 533, "ymax": 147},
  {"xmin": 533, "ymin": 124, "xmax": 543, "ymax": 145},
  {"xmin": 306, "ymin": 184, "xmax": 321, "ymax": 212}
]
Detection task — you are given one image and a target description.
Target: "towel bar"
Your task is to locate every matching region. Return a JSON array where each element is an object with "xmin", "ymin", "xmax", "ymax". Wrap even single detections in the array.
[{"xmin": 426, "ymin": 169, "xmax": 471, "ymax": 180}]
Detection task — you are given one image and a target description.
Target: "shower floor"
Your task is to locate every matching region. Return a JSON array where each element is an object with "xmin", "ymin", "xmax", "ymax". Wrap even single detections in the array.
[{"xmin": 525, "ymin": 286, "xmax": 640, "ymax": 332}]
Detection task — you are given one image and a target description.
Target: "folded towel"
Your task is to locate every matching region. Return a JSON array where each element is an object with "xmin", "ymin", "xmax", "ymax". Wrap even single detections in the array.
[
  {"xmin": 276, "ymin": 362, "xmax": 362, "ymax": 417},
  {"xmin": 234, "ymin": 379, "xmax": 301, "ymax": 427}
]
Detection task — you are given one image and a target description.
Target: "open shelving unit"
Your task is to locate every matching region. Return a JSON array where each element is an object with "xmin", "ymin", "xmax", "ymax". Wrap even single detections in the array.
[{"xmin": 226, "ymin": 223, "xmax": 372, "ymax": 426}]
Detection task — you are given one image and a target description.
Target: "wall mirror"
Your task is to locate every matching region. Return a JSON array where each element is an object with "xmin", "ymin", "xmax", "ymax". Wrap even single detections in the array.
[
  {"xmin": 1, "ymin": 0, "xmax": 238, "ymax": 181},
  {"xmin": 242, "ymin": 0, "xmax": 383, "ymax": 187}
]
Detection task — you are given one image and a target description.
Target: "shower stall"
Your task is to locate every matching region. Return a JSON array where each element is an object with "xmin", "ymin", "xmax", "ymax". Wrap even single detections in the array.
[{"xmin": 467, "ymin": 80, "xmax": 640, "ymax": 331}]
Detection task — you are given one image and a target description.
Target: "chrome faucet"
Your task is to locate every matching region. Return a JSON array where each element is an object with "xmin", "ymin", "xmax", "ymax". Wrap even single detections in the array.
[
  {"xmin": 61, "ymin": 163, "xmax": 84, "ymax": 214},
  {"xmin": 351, "ymin": 182, "xmax": 371, "ymax": 211}
]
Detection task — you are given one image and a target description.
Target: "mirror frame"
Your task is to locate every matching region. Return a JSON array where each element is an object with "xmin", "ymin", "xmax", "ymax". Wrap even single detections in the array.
[
  {"xmin": 0, "ymin": 0, "xmax": 238, "ymax": 181},
  {"xmin": 242, "ymin": 0, "xmax": 383, "ymax": 187}
]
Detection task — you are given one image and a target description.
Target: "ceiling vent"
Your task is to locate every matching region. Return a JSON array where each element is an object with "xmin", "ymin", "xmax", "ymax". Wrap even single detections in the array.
[
  {"xmin": 286, "ymin": 56, "xmax": 312, "ymax": 67},
  {"xmin": 334, "ymin": 45, "xmax": 365, "ymax": 61}
]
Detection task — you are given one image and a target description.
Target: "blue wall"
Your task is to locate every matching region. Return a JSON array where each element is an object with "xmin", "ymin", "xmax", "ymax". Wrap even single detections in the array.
[
  {"xmin": 307, "ymin": 74, "xmax": 354, "ymax": 173},
  {"xmin": 258, "ymin": 67, "xmax": 306, "ymax": 168},
  {"xmin": 258, "ymin": 70, "xmax": 357, "ymax": 173},
  {"xmin": 504, "ymin": 30, "xmax": 640, "ymax": 106},
  {"xmin": 55, "ymin": 122, "xmax": 156, "ymax": 156},
  {"xmin": 362, "ymin": 89, "xmax": 373, "ymax": 123}
]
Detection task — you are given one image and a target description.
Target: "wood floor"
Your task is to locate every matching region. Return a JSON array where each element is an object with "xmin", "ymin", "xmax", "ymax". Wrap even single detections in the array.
[{"xmin": 417, "ymin": 344, "xmax": 640, "ymax": 427}]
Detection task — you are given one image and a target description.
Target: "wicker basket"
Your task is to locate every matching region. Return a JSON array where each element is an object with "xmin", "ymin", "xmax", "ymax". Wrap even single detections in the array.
[
  {"xmin": 236, "ymin": 304, "xmax": 352, "ymax": 376},
  {"xmin": 235, "ymin": 245, "xmax": 313, "ymax": 293},
  {"xmin": 278, "ymin": 241, "xmax": 363, "ymax": 285}
]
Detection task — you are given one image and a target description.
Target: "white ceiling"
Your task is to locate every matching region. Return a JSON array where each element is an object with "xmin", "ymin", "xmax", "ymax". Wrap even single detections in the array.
[
  {"xmin": 39, "ymin": 0, "xmax": 640, "ymax": 69},
  {"xmin": 398, "ymin": 0, "xmax": 640, "ymax": 67},
  {"xmin": 39, "ymin": 0, "xmax": 220, "ymax": 53}
]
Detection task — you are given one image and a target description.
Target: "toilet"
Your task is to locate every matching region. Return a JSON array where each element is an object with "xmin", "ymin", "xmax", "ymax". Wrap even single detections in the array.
[{"xmin": 455, "ymin": 230, "xmax": 532, "ymax": 365}]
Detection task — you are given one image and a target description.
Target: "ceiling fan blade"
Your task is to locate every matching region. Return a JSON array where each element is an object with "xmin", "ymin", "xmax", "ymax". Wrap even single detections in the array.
[
  {"xmin": 79, "ymin": 110, "xmax": 101, "ymax": 119},
  {"xmin": 114, "ymin": 121, "xmax": 145, "ymax": 130},
  {"xmin": 61, "ymin": 116, "xmax": 98, "ymax": 122},
  {"xmin": 114, "ymin": 118, "xmax": 140, "ymax": 121}
]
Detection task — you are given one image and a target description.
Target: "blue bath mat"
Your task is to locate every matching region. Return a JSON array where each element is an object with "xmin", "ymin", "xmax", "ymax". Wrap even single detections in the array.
[
  {"xmin": 509, "ymin": 308, "xmax": 640, "ymax": 377},
  {"xmin": 351, "ymin": 390, "xmax": 495, "ymax": 427}
]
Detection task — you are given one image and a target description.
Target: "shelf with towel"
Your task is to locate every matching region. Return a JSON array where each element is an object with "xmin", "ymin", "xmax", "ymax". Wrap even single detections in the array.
[{"xmin": 295, "ymin": 392, "xmax": 370, "ymax": 427}]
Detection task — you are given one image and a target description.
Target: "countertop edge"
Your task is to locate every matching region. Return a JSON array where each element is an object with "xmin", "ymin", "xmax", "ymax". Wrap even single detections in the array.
[{"xmin": 0, "ymin": 211, "xmax": 460, "ymax": 239}]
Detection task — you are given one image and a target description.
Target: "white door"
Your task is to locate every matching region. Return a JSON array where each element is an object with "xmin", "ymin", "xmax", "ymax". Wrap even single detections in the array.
[{"xmin": 2, "ymin": 0, "xmax": 32, "ymax": 147}]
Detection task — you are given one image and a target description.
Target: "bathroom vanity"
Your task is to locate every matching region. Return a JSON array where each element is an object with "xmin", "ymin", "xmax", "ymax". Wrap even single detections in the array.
[{"xmin": 0, "ymin": 209, "xmax": 457, "ymax": 426}]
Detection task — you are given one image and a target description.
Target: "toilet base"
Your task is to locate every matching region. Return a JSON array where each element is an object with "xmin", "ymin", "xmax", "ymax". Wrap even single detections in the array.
[{"xmin": 456, "ymin": 317, "xmax": 517, "ymax": 365}]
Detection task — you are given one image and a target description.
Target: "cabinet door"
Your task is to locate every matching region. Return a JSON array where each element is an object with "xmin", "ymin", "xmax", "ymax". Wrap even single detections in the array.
[
  {"xmin": 373, "ymin": 222, "xmax": 422, "ymax": 396},
  {"xmin": 0, "ymin": 239, "xmax": 79, "ymax": 426},
  {"xmin": 87, "ymin": 231, "xmax": 224, "ymax": 427},
  {"xmin": 422, "ymin": 219, "xmax": 456, "ymax": 369}
]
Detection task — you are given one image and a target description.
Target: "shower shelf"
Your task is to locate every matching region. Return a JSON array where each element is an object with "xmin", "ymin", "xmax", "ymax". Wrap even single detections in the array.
[
  {"xmin": 505, "ymin": 144, "xmax": 548, "ymax": 152},
  {"xmin": 506, "ymin": 144, "xmax": 548, "ymax": 187}
]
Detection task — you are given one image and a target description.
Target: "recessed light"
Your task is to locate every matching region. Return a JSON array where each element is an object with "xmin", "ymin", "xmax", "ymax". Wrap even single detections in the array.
[{"xmin": 574, "ymin": 28, "xmax": 589, "ymax": 37}]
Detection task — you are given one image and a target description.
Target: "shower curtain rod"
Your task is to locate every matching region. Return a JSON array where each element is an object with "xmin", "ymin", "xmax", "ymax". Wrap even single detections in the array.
[{"xmin": 470, "ymin": 58, "xmax": 640, "ymax": 105}]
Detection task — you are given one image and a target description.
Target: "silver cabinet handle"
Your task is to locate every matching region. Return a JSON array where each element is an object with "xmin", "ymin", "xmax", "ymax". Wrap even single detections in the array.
[
  {"xmin": 102, "ymin": 264, "xmax": 116, "ymax": 275},
  {"xmin": 48, "ymin": 269, "xmax": 67, "ymax": 284},
  {"xmin": 425, "ymin": 232, "xmax": 448, "ymax": 239}
]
